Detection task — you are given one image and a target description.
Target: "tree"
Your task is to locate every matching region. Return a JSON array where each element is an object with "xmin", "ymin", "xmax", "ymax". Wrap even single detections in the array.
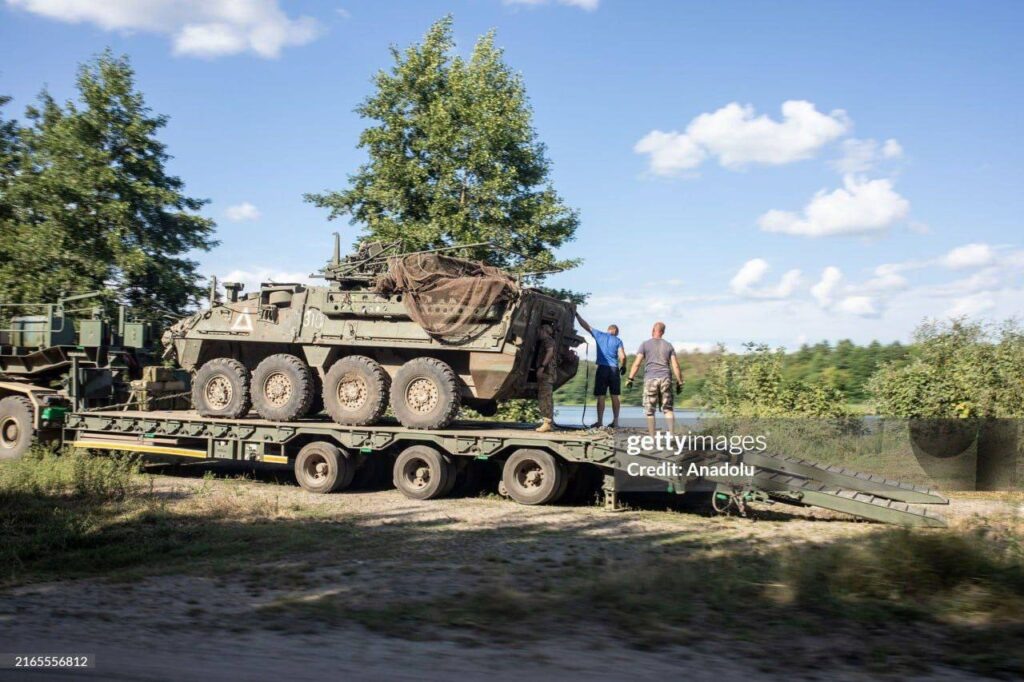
[
  {"xmin": 0, "ymin": 51, "xmax": 217, "ymax": 317},
  {"xmin": 306, "ymin": 16, "xmax": 580, "ymax": 295}
]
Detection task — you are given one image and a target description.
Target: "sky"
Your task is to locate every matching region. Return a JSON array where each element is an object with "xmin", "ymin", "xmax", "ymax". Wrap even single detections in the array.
[{"xmin": 2, "ymin": 0, "xmax": 1023, "ymax": 354}]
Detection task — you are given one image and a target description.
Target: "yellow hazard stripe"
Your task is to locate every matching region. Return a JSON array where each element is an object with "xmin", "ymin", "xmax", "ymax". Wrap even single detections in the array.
[
  {"xmin": 262, "ymin": 454, "xmax": 288, "ymax": 464},
  {"xmin": 72, "ymin": 440, "xmax": 207, "ymax": 459}
]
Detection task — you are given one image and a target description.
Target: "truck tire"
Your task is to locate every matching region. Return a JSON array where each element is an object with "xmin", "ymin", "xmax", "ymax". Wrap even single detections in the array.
[
  {"xmin": 393, "ymin": 445, "xmax": 452, "ymax": 500},
  {"xmin": 323, "ymin": 356, "xmax": 389, "ymax": 426},
  {"xmin": 294, "ymin": 442, "xmax": 354, "ymax": 493},
  {"xmin": 502, "ymin": 449, "xmax": 565, "ymax": 505},
  {"xmin": 193, "ymin": 358, "xmax": 252, "ymax": 419},
  {"xmin": 252, "ymin": 354, "xmax": 314, "ymax": 421},
  {"xmin": 391, "ymin": 358, "xmax": 461, "ymax": 429},
  {"xmin": 305, "ymin": 371, "xmax": 325, "ymax": 417},
  {"xmin": 0, "ymin": 395, "xmax": 34, "ymax": 460}
]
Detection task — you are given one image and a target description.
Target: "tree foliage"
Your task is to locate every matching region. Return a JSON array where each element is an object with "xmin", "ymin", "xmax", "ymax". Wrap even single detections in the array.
[
  {"xmin": 0, "ymin": 51, "xmax": 216, "ymax": 317},
  {"xmin": 699, "ymin": 343, "xmax": 849, "ymax": 418},
  {"xmin": 868, "ymin": 318, "xmax": 1024, "ymax": 418},
  {"xmin": 306, "ymin": 16, "xmax": 580, "ymax": 291}
]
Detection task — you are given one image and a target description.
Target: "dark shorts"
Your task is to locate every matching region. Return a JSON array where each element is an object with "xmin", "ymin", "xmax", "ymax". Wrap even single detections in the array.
[{"xmin": 594, "ymin": 365, "xmax": 621, "ymax": 396}]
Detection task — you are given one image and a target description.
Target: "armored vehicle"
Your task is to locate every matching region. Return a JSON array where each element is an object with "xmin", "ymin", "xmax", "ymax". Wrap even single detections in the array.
[{"xmin": 163, "ymin": 238, "xmax": 582, "ymax": 429}]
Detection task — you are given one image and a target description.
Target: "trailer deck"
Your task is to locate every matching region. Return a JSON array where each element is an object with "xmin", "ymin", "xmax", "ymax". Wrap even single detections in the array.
[{"xmin": 59, "ymin": 408, "xmax": 949, "ymax": 527}]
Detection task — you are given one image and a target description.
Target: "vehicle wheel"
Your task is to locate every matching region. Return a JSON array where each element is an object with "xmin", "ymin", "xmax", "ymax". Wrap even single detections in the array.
[
  {"xmin": 393, "ymin": 445, "xmax": 452, "ymax": 500},
  {"xmin": 390, "ymin": 358, "xmax": 461, "ymax": 429},
  {"xmin": 562, "ymin": 464, "xmax": 600, "ymax": 505},
  {"xmin": 502, "ymin": 449, "xmax": 565, "ymax": 505},
  {"xmin": 323, "ymin": 356, "xmax": 389, "ymax": 426},
  {"xmin": 193, "ymin": 358, "xmax": 251, "ymax": 418},
  {"xmin": 294, "ymin": 442, "xmax": 354, "ymax": 493},
  {"xmin": 252, "ymin": 354, "xmax": 314, "ymax": 421},
  {"xmin": 0, "ymin": 396, "xmax": 34, "ymax": 460}
]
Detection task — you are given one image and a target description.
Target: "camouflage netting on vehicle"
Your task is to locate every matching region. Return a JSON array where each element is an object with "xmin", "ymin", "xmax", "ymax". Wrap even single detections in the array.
[{"xmin": 376, "ymin": 253, "xmax": 519, "ymax": 339}]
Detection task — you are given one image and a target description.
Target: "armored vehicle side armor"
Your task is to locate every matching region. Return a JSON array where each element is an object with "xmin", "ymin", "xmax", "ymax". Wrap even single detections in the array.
[{"xmin": 163, "ymin": 238, "xmax": 582, "ymax": 429}]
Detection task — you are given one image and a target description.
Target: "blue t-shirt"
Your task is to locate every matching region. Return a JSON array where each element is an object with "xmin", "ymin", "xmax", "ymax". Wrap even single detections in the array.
[{"xmin": 591, "ymin": 328, "xmax": 624, "ymax": 368}]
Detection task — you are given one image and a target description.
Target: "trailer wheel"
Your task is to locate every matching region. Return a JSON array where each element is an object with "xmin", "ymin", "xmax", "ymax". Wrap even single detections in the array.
[
  {"xmin": 252, "ymin": 354, "xmax": 314, "ymax": 421},
  {"xmin": 192, "ymin": 358, "xmax": 252, "ymax": 418},
  {"xmin": 502, "ymin": 449, "xmax": 565, "ymax": 505},
  {"xmin": 391, "ymin": 358, "xmax": 461, "ymax": 430},
  {"xmin": 393, "ymin": 445, "xmax": 452, "ymax": 500},
  {"xmin": 323, "ymin": 356, "xmax": 389, "ymax": 426},
  {"xmin": 0, "ymin": 396, "xmax": 34, "ymax": 460},
  {"xmin": 294, "ymin": 442, "xmax": 354, "ymax": 494}
]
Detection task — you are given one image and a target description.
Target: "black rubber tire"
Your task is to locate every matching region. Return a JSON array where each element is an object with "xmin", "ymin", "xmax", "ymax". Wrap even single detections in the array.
[
  {"xmin": 306, "ymin": 371, "xmax": 325, "ymax": 417},
  {"xmin": 393, "ymin": 445, "xmax": 452, "ymax": 500},
  {"xmin": 440, "ymin": 457, "xmax": 460, "ymax": 496},
  {"xmin": 251, "ymin": 354, "xmax": 314, "ymax": 421},
  {"xmin": 323, "ymin": 356, "xmax": 389, "ymax": 426},
  {"xmin": 390, "ymin": 357, "xmax": 461, "ymax": 430},
  {"xmin": 0, "ymin": 395, "xmax": 34, "ymax": 460},
  {"xmin": 192, "ymin": 358, "xmax": 252, "ymax": 418},
  {"xmin": 502, "ymin": 449, "xmax": 565, "ymax": 505},
  {"xmin": 562, "ymin": 464, "xmax": 600, "ymax": 505},
  {"xmin": 294, "ymin": 442, "xmax": 354, "ymax": 494}
]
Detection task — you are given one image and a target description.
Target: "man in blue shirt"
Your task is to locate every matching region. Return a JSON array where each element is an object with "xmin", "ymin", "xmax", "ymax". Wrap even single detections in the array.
[{"xmin": 575, "ymin": 310, "xmax": 627, "ymax": 428}]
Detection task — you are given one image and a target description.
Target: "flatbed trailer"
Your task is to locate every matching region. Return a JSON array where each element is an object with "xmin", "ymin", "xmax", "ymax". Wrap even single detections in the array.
[{"xmin": 55, "ymin": 408, "xmax": 949, "ymax": 528}]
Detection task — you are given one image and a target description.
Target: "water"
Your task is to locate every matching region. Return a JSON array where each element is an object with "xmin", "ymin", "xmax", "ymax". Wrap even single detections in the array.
[{"xmin": 553, "ymin": 404, "xmax": 705, "ymax": 427}]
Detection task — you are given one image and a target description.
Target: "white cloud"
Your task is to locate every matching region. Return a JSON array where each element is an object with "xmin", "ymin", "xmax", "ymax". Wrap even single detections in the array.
[
  {"xmin": 945, "ymin": 292, "xmax": 996, "ymax": 318},
  {"xmin": 835, "ymin": 295, "xmax": 879, "ymax": 317},
  {"xmin": 940, "ymin": 243, "xmax": 995, "ymax": 269},
  {"xmin": 6, "ymin": 0, "xmax": 322, "ymax": 58},
  {"xmin": 861, "ymin": 264, "xmax": 908, "ymax": 293},
  {"xmin": 504, "ymin": 0, "xmax": 599, "ymax": 10},
  {"xmin": 758, "ymin": 175, "xmax": 910, "ymax": 237},
  {"xmin": 810, "ymin": 266, "xmax": 843, "ymax": 307},
  {"xmin": 225, "ymin": 202, "xmax": 261, "ymax": 221},
  {"xmin": 729, "ymin": 258, "xmax": 801, "ymax": 299},
  {"xmin": 635, "ymin": 100, "xmax": 849, "ymax": 175},
  {"xmin": 831, "ymin": 137, "xmax": 903, "ymax": 174}
]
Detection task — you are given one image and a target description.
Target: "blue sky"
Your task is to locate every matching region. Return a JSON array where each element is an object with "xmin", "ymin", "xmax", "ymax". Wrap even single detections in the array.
[{"xmin": 2, "ymin": 0, "xmax": 1022, "ymax": 352}]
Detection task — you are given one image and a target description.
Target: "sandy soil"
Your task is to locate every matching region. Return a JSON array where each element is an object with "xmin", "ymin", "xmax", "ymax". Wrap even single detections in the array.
[{"xmin": 0, "ymin": 474, "xmax": 1016, "ymax": 681}]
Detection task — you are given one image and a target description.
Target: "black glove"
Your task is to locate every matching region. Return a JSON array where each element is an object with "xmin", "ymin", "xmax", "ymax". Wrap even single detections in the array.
[
  {"xmin": 619, "ymin": 364, "xmax": 626, "ymax": 376},
  {"xmin": 625, "ymin": 378, "xmax": 634, "ymax": 390},
  {"xmin": 675, "ymin": 382, "xmax": 683, "ymax": 395}
]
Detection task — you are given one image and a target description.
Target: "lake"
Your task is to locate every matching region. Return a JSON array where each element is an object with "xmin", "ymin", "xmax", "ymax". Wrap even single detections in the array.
[{"xmin": 554, "ymin": 404, "xmax": 705, "ymax": 428}]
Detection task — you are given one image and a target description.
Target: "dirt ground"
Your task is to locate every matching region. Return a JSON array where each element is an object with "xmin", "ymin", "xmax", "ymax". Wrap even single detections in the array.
[{"xmin": 0, "ymin": 471, "xmax": 1019, "ymax": 681}]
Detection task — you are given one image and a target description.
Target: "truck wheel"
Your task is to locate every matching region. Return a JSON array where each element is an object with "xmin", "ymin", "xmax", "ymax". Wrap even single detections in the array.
[
  {"xmin": 306, "ymin": 371, "xmax": 325, "ymax": 417},
  {"xmin": 0, "ymin": 396, "xmax": 34, "ymax": 460},
  {"xmin": 502, "ymin": 449, "xmax": 565, "ymax": 505},
  {"xmin": 252, "ymin": 354, "xmax": 314, "ymax": 421},
  {"xmin": 391, "ymin": 358, "xmax": 461, "ymax": 429},
  {"xmin": 323, "ymin": 356, "xmax": 389, "ymax": 426},
  {"xmin": 295, "ymin": 442, "xmax": 354, "ymax": 493},
  {"xmin": 193, "ymin": 358, "xmax": 252, "ymax": 418},
  {"xmin": 393, "ymin": 445, "xmax": 452, "ymax": 500}
]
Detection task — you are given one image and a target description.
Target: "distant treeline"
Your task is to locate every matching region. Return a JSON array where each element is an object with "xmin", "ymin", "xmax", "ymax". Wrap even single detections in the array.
[{"xmin": 555, "ymin": 339, "xmax": 911, "ymax": 406}]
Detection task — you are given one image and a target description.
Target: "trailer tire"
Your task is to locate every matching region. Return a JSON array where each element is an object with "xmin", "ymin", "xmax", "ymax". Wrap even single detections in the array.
[
  {"xmin": 295, "ymin": 442, "xmax": 354, "ymax": 494},
  {"xmin": 393, "ymin": 445, "xmax": 452, "ymax": 500},
  {"xmin": 502, "ymin": 449, "xmax": 564, "ymax": 505},
  {"xmin": 193, "ymin": 358, "xmax": 252, "ymax": 418},
  {"xmin": 252, "ymin": 354, "xmax": 314, "ymax": 421},
  {"xmin": 391, "ymin": 358, "xmax": 461, "ymax": 430},
  {"xmin": 323, "ymin": 356, "xmax": 389, "ymax": 426},
  {"xmin": 0, "ymin": 395, "xmax": 34, "ymax": 460}
]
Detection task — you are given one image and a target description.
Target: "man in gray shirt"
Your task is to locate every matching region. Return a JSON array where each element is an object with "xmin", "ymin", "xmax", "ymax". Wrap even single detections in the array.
[{"xmin": 626, "ymin": 322, "xmax": 684, "ymax": 435}]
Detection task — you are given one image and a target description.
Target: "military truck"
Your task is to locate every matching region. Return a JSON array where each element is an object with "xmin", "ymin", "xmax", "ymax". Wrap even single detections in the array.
[{"xmin": 162, "ymin": 238, "xmax": 583, "ymax": 430}]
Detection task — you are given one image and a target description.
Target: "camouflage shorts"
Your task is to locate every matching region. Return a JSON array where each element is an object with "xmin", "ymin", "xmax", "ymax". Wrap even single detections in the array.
[{"xmin": 642, "ymin": 377, "xmax": 673, "ymax": 416}]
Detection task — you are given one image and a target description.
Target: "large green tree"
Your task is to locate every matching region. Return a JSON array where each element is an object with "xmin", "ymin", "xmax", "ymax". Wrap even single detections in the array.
[
  {"xmin": 306, "ymin": 16, "xmax": 580, "ymax": 289},
  {"xmin": 0, "ymin": 51, "xmax": 216, "ymax": 317}
]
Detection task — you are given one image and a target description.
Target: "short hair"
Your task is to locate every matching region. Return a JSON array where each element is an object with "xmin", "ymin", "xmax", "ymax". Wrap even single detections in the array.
[
  {"xmin": 653, "ymin": 322, "xmax": 666, "ymax": 334},
  {"xmin": 607, "ymin": 324, "xmax": 619, "ymax": 335}
]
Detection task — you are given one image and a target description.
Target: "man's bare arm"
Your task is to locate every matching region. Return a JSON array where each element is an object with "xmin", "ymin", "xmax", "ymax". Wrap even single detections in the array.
[
  {"xmin": 617, "ymin": 346, "xmax": 627, "ymax": 366},
  {"xmin": 670, "ymin": 354, "xmax": 684, "ymax": 384},
  {"xmin": 573, "ymin": 310, "xmax": 592, "ymax": 334},
  {"xmin": 628, "ymin": 354, "xmax": 644, "ymax": 381}
]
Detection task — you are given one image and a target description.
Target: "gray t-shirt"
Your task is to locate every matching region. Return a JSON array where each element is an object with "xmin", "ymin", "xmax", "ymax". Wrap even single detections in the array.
[{"xmin": 637, "ymin": 338, "xmax": 675, "ymax": 380}]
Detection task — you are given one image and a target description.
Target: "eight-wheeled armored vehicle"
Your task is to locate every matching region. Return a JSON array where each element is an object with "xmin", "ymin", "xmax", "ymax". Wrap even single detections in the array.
[{"xmin": 163, "ymin": 239, "xmax": 583, "ymax": 429}]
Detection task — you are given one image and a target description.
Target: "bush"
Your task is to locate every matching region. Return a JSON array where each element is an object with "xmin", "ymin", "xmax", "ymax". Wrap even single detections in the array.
[{"xmin": 868, "ymin": 319, "xmax": 1024, "ymax": 418}]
